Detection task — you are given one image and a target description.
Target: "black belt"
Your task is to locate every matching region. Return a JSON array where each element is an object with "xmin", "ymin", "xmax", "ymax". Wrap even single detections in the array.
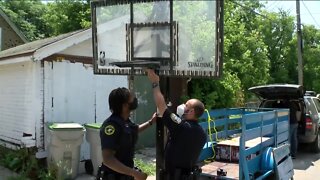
[
  {"xmin": 96, "ymin": 174, "xmax": 133, "ymax": 180},
  {"xmin": 96, "ymin": 166, "xmax": 134, "ymax": 180},
  {"xmin": 160, "ymin": 167, "xmax": 202, "ymax": 180}
]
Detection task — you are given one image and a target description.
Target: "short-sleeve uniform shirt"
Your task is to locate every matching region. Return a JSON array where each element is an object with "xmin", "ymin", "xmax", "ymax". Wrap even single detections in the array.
[
  {"xmin": 162, "ymin": 109, "xmax": 207, "ymax": 171},
  {"xmin": 100, "ymin": 114, "xmax": 138, "ymax": 174}
]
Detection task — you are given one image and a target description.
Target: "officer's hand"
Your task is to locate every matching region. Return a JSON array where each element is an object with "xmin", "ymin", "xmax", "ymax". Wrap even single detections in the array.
[
  {"xmin": 151, "ymin": 112, "xmax": 157, "ymax": 124},
  {"xmin": 131, "ymin": 169, "xmax": 148, "ymax": 180},
  {"xmin": 146, "ymin": 69, "xmax": 159, "ymax": 83}
]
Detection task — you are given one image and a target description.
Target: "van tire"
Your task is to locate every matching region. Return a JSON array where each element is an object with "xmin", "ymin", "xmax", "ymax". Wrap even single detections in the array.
[{"xmin": 312, "ymin": 130, "xmax": 320, "ymax": 153}]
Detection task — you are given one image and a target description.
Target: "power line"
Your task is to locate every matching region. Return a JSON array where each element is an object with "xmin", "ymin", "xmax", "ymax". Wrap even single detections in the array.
[
  {"xmin": 233, "ymin": 1, "xmax": 304, "ymax": 29},
  {"xmin": 301, "ymin": 0, "xmax": 320, "ymax": 28},
  {"xmin": 267, "ymin": 1, "xmax": 282, "ymax": 11},
  {"xmin": 301, "ymin": 13, "xmax": 320, "ymax": 15},
  {"xmin": 266, "ymin": 1, "xmax": 280, "ymax": 11},
  {"xmin": 231, "ymin": 1, "xmax": 268, "ymax": 19}
]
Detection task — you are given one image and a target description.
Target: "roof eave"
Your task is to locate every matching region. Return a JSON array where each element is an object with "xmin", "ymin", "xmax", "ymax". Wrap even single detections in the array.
[
  {"xmin": 0, "ymin": 54, "xmax": 34, "ymax": 66},
  {"xmin": 33, "ymin": 29, "xmax": 91, "ymax": 61}
]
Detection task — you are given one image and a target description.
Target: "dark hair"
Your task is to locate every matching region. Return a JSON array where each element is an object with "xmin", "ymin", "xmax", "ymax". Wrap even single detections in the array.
[
  {"xmin": 108, "ymin": 87, "xmax": 131, "ymax": 115},
  {"xmin": 193, "ymin": 99, "xmax": 205, "ymax": 118}
]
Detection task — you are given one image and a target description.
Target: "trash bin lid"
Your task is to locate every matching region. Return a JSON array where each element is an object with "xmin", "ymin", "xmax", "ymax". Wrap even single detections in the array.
[
  {"xmin": 84, "ymin": 123, "xmax": 102, "ymax": 129},
  {"xmin": 48, "ymin": 122, "xmax": 84, "ymax": 130}
]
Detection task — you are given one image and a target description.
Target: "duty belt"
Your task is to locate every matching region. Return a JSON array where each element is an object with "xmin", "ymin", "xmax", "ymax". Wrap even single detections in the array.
[
  {"xmin": 159, "ymin": 166, "xmax": 202, "ymax": 180},
  {"xmin": 96, "ymin": 166, "xmax": 134, "ymax": 180}
]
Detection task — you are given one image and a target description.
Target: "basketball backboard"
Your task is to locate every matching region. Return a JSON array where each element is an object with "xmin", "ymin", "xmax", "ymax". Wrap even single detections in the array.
[{"xmin": 91, "ymin": 0, "xmax": 223, "ymax": 77}]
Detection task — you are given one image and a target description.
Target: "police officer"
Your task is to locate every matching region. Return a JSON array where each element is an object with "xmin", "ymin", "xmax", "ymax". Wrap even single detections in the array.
[
  {"xmin": 146, "ymin": 69, "xmax": 207, "ymax": 180},
  {"xmin": 97, "ymin": 87, "xmax": 156, "ymax": 180}
]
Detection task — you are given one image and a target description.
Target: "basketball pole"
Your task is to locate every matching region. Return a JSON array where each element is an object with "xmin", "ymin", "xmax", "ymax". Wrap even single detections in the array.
[
  {"xmin": 150, "ymin": 33, "xmax": 166, "ymax": 180},
  {"xmin": 156, "ymin": 77, "xmax": 167, "ymax": 180},
  {"xmin": 157, "ymin": 76, "xmax": 187, "ymax": 180},
  {"xmin": 90, "ymin": 1, "xmax": 223, "ymax": 178}
]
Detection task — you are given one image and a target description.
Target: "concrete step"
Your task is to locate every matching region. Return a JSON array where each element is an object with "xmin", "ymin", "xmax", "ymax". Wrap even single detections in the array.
[{"xmin": 0, "ymin": 166, "xmax": 19, "ymax": 180}]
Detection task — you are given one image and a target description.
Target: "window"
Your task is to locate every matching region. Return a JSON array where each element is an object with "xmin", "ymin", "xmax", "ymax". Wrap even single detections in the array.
[
  {"xmin": 306, "ymin": 98, "xmax": 319, "ymax": 119},
  {"xmin": 312, "ymin": 98, "xmax": 320, "ymax": 113}
]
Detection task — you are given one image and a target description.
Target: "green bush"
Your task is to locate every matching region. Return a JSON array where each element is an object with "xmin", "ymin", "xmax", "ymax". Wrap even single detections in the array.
[{"xmin": 0, "ymin": 146, "xmax": 56, "ymax": 180}]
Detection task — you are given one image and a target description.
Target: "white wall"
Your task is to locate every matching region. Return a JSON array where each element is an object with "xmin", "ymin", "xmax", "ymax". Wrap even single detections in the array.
[
  {"xmin": 60, "ymin": 39, "xmax": 92, "ymax": 57},
  {"xmin": 44, "ymin": 60, "xmax": 128, "ymax": 160},
  {"xmin": 0, "ymin": 60, "xmax": 42, "ymax": 148}
]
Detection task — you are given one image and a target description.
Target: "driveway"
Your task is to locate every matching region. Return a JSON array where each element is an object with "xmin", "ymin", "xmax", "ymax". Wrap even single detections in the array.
[{"xmin": 293, "ymin": 146, "xmax": 320, "ymax": 179}]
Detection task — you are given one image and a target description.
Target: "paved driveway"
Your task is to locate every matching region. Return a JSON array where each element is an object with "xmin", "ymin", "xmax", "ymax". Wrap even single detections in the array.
[{"xmin": 293, "ymin": 146, "xmax": 320, "ymax": 179}]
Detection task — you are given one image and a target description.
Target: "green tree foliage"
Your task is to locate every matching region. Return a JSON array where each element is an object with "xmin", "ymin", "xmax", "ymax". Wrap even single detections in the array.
[
  {"xmin": 299, "ymin": 25, "xmax": 320, "ymax": 91},
  {"xmin": 2, "ymin": 0, "xmax": 320, "ymax": 108},
  {"xmin": 224, "ymin": 0, "xmax": 270, "ymax": 92},
  {"xmin": 277, "ymin": 25, "xmax": 320, "ymax": 92},
  {"xmin": 188, "ymin": 72, "xmax": 244, "ymax": 109},
  {"xmin": 188, "ymin": 0, "xmax": 270, "ymax": 108},
  {"xmin": 0, "ymin": 0, "xmax": 91, "ymax": 40},
  {"xmin": 189, "ymin": 0, "xmax": 320, "ymax": 108},
  {"xmin": 0, "ymin": 0, "xmax": 49, "ymax": 41},
  {"xmin": 257, "ymin": 10, "xmax": 296, "ymax": 84},
  {"xmin": 43, "ymin": 0, "xmax": 91, "ymax": 36}
]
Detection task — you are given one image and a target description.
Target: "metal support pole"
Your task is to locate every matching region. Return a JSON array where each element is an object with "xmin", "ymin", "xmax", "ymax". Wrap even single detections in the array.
[
  {"xmin": 156, "ymin": 77, "xmax": 168, "ymax": 180},
  {"xmin": 296, "ymin": 0, "xmax": 303, "ymax": 86}
]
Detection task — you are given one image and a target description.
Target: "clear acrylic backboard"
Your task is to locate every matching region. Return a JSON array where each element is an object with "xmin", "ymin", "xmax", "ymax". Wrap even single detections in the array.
[{"xmin": 91, "ymin": 0, "xmax": 223, "ymax": 77}]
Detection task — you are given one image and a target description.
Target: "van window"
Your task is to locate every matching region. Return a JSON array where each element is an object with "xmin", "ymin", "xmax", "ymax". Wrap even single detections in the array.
[
  {"xmin": 305, "ymin": 98, "xmax": 318, "ymax": 116},
  {"xmin": 312, "ymin": 98, "xmax": 320, "ymax": 113}
]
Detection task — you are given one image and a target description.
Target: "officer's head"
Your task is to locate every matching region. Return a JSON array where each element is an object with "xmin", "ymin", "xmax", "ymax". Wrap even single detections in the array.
[
  {"xmin": 179, "ymin": 99, "xmax": 204, "ymax": 120},
  {"xmin": 109, "ymin": 87, "xmax": 138, "ymax": 116}
]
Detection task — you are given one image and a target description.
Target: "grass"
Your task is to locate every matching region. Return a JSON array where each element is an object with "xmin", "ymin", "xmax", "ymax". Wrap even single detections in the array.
[
  {"xmin": 1, "ymin": 145, "xmax": 156, "ymax": 178},
  {"xmin": 134, "ymin": 158, "xmax": 156, "ymax": 176}
]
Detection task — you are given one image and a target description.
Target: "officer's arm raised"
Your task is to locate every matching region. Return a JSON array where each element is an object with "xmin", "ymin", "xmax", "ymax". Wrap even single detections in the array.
[{"xmin": 146, "ymin": 69, "xmax": 167, "ymax": 116}]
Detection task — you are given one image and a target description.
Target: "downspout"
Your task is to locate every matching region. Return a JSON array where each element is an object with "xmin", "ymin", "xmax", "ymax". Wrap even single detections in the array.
[
  {"xmin": 36, "ymin": 60, "xmax": 46, "ymax": 159},
  {"xmin": 41, "ymin": 60, "xmax": 45, "ymax": 151}
]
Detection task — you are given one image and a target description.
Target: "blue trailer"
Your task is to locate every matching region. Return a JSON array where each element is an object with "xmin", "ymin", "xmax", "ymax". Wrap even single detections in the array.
[{"xmin": 197, "ymin": 108, "xmax": 294, "ymax": 180}]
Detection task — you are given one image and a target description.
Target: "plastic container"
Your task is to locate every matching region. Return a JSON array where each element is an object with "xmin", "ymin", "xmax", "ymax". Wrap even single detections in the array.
[
  {"xmin": 46, "ymin": 122, "xmax": 85, "ymax": 179},
  {"xmin": 84, "ymin": 123, "xmax": 102, "ymax": 175}
]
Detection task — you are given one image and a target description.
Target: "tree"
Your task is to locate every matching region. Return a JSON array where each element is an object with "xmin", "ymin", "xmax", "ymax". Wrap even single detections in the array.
[
  {"xmin": 257, "ymin": 10, "xmax": 296, "ymax": 84},
  {"xmin": 188, "ymin": 72, "xmax": 244, "ymax": 109},
  {"xmin": 0, "ymin": 0, "xmax": 49, "ymax": 41},
  {"xmin": 187, "ymin": 0, "xmax": 270, "ymax": 108},
  {"xmin": 0, "ymin": 0, "xmax": 91, "ymax": 40},
  {"xmin": 2, "ymin": 0, "xmax": 320, "ymax": 108},
  {"xmin": 299, "ymin": 25, "xmax": 320, "ymax": 91},
  {"xmin": 43, "ymin": 0, "xmax": 91, "ymax": 37}
]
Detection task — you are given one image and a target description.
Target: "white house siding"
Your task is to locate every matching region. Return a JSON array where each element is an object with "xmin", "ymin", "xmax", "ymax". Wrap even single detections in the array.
[
  {"xmin": 0, "ymin": 60, "xmax": 42, "ymax": 149},
  {"xmin": 60, "ymin": 38, "xmax": 92, "ymax": 57},
  {"xmin": 43, "ymin": 60, "xmax": 128, "ymax": 160}
]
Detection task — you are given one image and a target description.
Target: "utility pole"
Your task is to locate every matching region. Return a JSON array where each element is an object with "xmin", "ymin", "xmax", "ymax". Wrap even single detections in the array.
[{"xmin": 296, "ymin": 0, "xmax": 303, "ymax": 86}]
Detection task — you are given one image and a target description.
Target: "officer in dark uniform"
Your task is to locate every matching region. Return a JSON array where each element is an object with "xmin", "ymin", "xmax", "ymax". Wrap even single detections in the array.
[
  {"xmin": 146, "ymin": 69, "xmax": 207, "ymax": 180},
  {"xmin": 97, "ymin": 87, "xmax": 157, "ymax": 180}
]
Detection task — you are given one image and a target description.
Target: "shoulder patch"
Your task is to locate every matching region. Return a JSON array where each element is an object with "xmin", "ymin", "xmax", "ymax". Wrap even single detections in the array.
[
  {"xmin": 105, "ymin": 125, "xmax": 115, "ymax": 135},
  {"xmin": 170, "ymin": 113, "xmax": 182, "ymax": 124}
]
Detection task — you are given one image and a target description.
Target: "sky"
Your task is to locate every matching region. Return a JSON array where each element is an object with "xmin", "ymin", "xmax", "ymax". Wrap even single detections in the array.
[
  {"xmin": 261, "ymin": 0, "xmax": 320, "ymax": 28},
  {"xmin": 39, "ymin": 0, "xmax": 320, "ymax": 29}
]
